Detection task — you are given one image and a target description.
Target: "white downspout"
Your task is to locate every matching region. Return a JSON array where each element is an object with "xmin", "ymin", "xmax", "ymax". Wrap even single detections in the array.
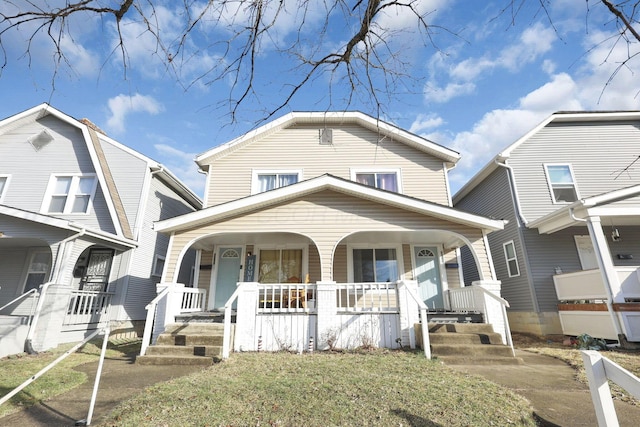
[{"xmin": 494, "ymin": 158, "xmax": 527, "ymax": 226}]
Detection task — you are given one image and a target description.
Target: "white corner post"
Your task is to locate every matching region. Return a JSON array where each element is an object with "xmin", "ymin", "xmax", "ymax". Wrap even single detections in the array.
[
  {"xmin": 154, "ymin": 282, "xmax": 184, "ymax": 334},
  {"xmin": 586, "ymin": 216, "xmax": 626, "ymax": 340},
  {"xmin": 398, "ymin": 280, "xmax": 419, "ymax": 349},
  {"xmin": 28, "ymin": 283, "xmax": 73, "ymax": 353},
  {"xmin": 315, "ymin": 281, "xmax": 337, "ymax": 350},
  {"xmin": 233, "ymin": 282, "xmax": 259, "ymax": 352},
  {"xmin": 473, "ymin": 280, "xmax": 510, "ymax": 345}
]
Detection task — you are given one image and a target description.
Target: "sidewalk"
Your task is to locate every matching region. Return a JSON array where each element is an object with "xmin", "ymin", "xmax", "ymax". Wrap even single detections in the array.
[
  {"xmin": 1, "ymin": 349, "xmax": 639, "ymax": 426},
  {"xmin": 449, "ymin": 350, "xmax": 640, "ymax": 426}
]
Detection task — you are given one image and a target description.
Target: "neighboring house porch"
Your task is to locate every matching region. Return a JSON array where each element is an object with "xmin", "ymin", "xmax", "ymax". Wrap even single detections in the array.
[
  {"xmin": 143, "ymin": 175, "xmax": 511, "ymax": 358},
  {"xmin": 530, "ymin": 185, "xmax": 640, "ymax": 344}
]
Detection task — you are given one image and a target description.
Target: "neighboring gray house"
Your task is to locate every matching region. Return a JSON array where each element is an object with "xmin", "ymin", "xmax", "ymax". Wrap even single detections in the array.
[
  {"xmin": 0, "ymin": 104, "xmax": 201, "ymax": 357},
  {"xmin": 454, "ymin": 111, "xmax": 640, "ymax": 345}
]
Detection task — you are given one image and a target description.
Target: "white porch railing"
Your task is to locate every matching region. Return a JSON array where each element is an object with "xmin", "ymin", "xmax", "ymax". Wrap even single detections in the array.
[
  {"xmin": 63, "ymin": 290, "xmax": 113, "ymax": 326},
  {"xmin": 336, "ymin": 282, "xmax": 399, "ymax": 312},
  {"xmin": 446, "ymin": 283, "xmax": 514, "ymax": 355},
  {"xmin": 581, "ymin": 350, "xmax": 640, "ymax": 426},
  {"xmin": 0, "ymin": 287, "xmax": 39, "ymax": 320},
  {"xmin": 181, "ymin": 287, "xmax": 207, "ymax": 312},
  {"xmin": 256, "ymin": 283, "xmax": 317, "ymax": 313}
]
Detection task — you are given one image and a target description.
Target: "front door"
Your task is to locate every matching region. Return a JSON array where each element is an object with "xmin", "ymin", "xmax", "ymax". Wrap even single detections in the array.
[
  {"xmin": 213, "ymin": 247, "xmax": 242, "ymax": 309},
  {"xmin": 575, "ymin": 236, "xmax": 599, "ymax": 270},
  {"xmin": 414, "ymin": 246, "xmax": 443, "ymax": 309},
  {"xmin": 81, "ymin": 248, "xmax": 114, "ymax": 291}
]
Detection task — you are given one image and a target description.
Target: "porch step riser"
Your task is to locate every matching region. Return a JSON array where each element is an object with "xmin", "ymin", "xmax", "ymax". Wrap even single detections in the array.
[
  {"xmin": 428, "ymin": 333, "xmax": 504, "ymax": 346},
  {"xmin": 164, "ymin": 323, "xmax": 225, "ymax": 334},
  {"xmin": 136, "ymin": 355, "xmax": 218, "ymax": 366},
  {"xmin": 430, "ymin": 344, "xmax": 514, "ymax": 357},
  {"xmin": 428, "ymin": 322, "xmax": 495, "ymax": 334},
  {"xmin": 145, "ymin": 345, "xmax": 222, "ymax": 358},
  {"xmin": 156, "ymin": 335, "xmax": 223, "ymax": 346}
]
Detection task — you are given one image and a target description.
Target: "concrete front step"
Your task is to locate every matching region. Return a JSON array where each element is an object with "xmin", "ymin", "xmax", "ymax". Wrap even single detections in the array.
[
  {"xmin": 431, "ymin": 343, "xmax": 515, "ymax": 357},
  {"xmin": 435, "ymin": 355, "xmax": 524, "ymax": 365},
  {"xmin": 156, "ymin": 334, "xmax": 223, "ymax": 346},
  {"xmin": 145, "ymin": 344, "xmax": 222, "ymax": 358},
  {"xmin": 429, "ymin": 332, "xmax": 504, "ymax": 345},
  {"xmin": 136, "ymin": 354, "xmax": 217, "ymax": 366},
  {"xmin": 428, "ymin": 322, "xmax": 495, "ymax": 334}
]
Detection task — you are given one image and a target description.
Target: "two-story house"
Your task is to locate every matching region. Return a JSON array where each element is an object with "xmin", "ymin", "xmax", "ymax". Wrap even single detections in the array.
[
  {"xmin": 148, "ymin": 112, "xmax": 509, "ymax": 359},
  {"xmin": 0, "ymin": 104, "xmax": 201, "ymax": 358},
  {"xmin": 454, "ymin": 111, "xmax": 640, "ymax": 346}
]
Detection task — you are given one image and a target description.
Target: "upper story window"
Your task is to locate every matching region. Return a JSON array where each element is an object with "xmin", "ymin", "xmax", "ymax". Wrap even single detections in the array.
[
  {"xmin": 0, "ymin": 175, "xmax": 9, "ymax": 202},
  {"xmin": 544, "ymin": 164, "xmax": 578, "ymax": 203},
  {"xmin": 351, "ymin": 168, "xmax": 401, "ymax": 193},
  {"xmin": 252, "ymin": 170, "xmax": 301, "ymax": 194},
  {"xmin": 42, "ymin": 174, "xmax": 97, "ymax": 214}
]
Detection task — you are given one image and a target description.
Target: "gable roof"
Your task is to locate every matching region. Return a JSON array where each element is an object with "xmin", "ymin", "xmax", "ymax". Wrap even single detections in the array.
[
  {"xmin": 453, "ymin": 110, "xmax": 640, "ymax": 204},
  {"xmin": 155, "ymin": 174, "xmax": 503, "ymax": 233},
  {"xmin": 0, "ymin": 104, "xmax": 202, "ymax": 240},
  {"xmin": 195, "ymin": 111, "xmax": 460, "ymax": 166}
]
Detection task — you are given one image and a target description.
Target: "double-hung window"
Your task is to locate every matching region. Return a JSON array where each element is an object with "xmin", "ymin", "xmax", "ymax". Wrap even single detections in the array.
[
  {"xmin": 258, "ymin": 248, "xmax": 303, "ymax": 283},
  {"xmin": 503, "ymin": 241, "xmax": 520, "ymax": 278},
  {"xmin": 23, "ymin": 251, "xmax": 52, "ymax": 292},
  {"xmin": 352, "ymin": 248, "xmax": 399, "ymax": 283},
  {"xmin": 351, "ymin": 169, "xmax": 401, "ymax": 193},
  {"xmin": 252, "ymin": 170, "xmax": 301, "ymax": 194},
  {"xmin": 0, "ymin": 175, "xmax": 9, "ymax": 202},
  {"xmin": 544, "ymin": 164, "xmax": 578, "ymax": 203},
  {"xmin": 42, "ymin": 174, "xmax": 97, "ymax": 214}
]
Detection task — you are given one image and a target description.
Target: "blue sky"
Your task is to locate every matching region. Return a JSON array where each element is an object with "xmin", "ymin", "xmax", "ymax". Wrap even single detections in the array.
[{"xmin": 1, "ymin": 1, "xmax": 640, "ymax": 199}]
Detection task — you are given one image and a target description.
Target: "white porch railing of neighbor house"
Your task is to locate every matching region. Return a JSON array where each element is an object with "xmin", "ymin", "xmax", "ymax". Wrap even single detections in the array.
[
  {"xmin": 553, "ymin": 267, "xmax": 640, "ymax": 341},
  {"xmin": 445, "ymin": 283, "xmax": 514, "ymax": 356},
  {"xmin": 0, "ymin": 287, "xmax": 39, "ymax": 319},
  {"xmin": 63, "ymin": 290, "xmax": 114, "ymax": 326},
  {"xmin": 140, "ymin": 284, "xmax": 207, "ymax": 356},
  {"xmin": 581, "ymin": 350, "xmax": 640, "ymax": 427}
]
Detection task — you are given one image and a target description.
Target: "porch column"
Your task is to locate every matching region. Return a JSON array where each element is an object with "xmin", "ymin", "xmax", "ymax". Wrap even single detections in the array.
[
  {"xmin": 315, "ymin": 281, "xmax": 337, "ymax": 350},
  {"xmin": 473, "ymin": 280, "xmax": 508, "ymax": 345},
  {"xmin": 397, "ymin": 280, "xmax": 420, "ymax": 348},
  {"xmin": 234, "ymin": 282, "xmax": 259, "ymax": 352},
  {"xmin": 153, "ymin": 283, "xmax": 184, "ymax": 340},
  {"xmin": 30, "ymin": 283, "xmax": 72, "ymax": 352},
  {"xmin": 586, "ymin": 216, "xmax": 625, "ymax": 338}
]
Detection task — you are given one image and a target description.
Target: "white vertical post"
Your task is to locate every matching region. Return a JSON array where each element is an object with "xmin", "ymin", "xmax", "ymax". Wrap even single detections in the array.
[
  {"xmin": 315, "ymin": 281, "xmax": 337, "ymax": 350},
  {"xmin": 398, "ymin": 280, "xmax": 419, "ymax": 349},
  {"xmin": 84, "ymin": 326, "xmax": 110, "ymax": 426},
  {"xmin": 233, "ymin": 282, "xmax": 259, "ymax": 353},
  {"xmin": 581, "ymin": 350, "xmax": 619, "ymax": 427}
]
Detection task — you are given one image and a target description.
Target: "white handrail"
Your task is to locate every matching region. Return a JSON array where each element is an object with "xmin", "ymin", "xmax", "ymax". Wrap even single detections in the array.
[
  {"xmin": 222, "ymin": 284, "xmax": 244, "ymax": 360},
  {"xmin": 0, "ymin": 288, "xmax": 38, "ymax": 312},
  {"xmin": 402, "ymin": 284, "xmax": 431, "ymax": 359},
  {"xmin": 139, "ymin": 286, "xmax": 172, "ymax": 356},
  {"xmin": 581, "ymin": 350, "xmax": 640, "ymax": 426}
]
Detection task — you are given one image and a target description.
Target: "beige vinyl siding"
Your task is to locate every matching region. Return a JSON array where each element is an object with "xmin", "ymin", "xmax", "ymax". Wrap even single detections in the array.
[
  {"xmin": 165, "ymin": 190, "xmax": 490, "ymax": 282},
  {"xmin": 204, "ymin": 124, "xmax": 449, "ymax": 207},
  {"xmin": 197, "ymin": 250, "xmax": 214, "ymax": 290},
  {"xmin": 510, "ymin": 121, "xmax": 640, "ymax": 222},
  {"xmin": 333, "ymin": 245, "xmax": 348, "ymax": 282},
  {"xmin": 402, "ymin": 244, "xmax": 413, "ymax": 280},
  {"xmin": 308, "ymin": 244, "xmax": 321, "ymax": 283},
  {"xmin": 443, "ymin": 249, "xmax": 461, "ymax": 289}
]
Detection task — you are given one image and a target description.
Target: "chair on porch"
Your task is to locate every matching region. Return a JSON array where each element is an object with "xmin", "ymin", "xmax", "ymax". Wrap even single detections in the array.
[{"xmin": 285, "ymin": 277, "xmax": 306, "ymax": 308}]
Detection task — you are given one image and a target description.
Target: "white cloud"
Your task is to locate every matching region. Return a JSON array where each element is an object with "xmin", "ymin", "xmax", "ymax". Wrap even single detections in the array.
[
  {"xmin": 425, "ymin": 81, "xmax": 475, "ymax": 103},
  {"xmin": 409, "ymin": 113, "xmax": 445, "ymax": 134},
  {"xmin": 106, "ymin": 94, "xmax": 164, "ymax": 133},
  {"xmin": 153, "ymin": 143, "xmax": 204, "ymax": 197}
]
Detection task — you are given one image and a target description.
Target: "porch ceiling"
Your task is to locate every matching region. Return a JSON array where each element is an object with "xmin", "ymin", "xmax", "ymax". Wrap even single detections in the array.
[{"xmin": 0, "ymin": 237, "xmax": 47, "ymax": 248}]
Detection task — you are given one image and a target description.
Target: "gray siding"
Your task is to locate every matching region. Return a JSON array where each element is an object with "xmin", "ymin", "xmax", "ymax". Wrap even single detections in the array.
[
  {"xmin": 0, "ymin": 115, "xmax": 115, "ymax": 232},
  {"xmin": 509, "ymin": 121, "xmax": 640, "ymax": 222},
  {"xmin": 455, "ymin": 167, "xmax": 534, "ymax": 310},
  {"xmin": 99, "ymin": 138, "xmax": 148, "ymax": 237},
  {"xmin": 205, "ymin": 124, "xmax": 450, "ymax": 207}
]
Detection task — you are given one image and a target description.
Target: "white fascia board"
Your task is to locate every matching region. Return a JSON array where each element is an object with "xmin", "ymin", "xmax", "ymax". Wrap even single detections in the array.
[
  {"xmin": 195, "ymin": 111, "xmax": 460, "ymax": 165},
  {"xmin": 155, "ymin": 175, "xmax": 504, "ymax": 233},
  {"xmin": 581, "ymin": 184, "xmax": 640, "ymax": 207}
]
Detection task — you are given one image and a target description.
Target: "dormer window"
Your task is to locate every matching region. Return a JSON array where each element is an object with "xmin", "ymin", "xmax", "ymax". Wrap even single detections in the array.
[
  {"xmin": 252, "ymin": 170, "xmax": 301, "ymax": 194},
  {"xmin": 351, "ymin": 168, "xmax": 401, "ymax": 193},
  {"xmin": 42, "ymin": 174, "xmax": 97, "ymax": 214},
  {"xmin": 544, "ymin": 164, "xmax": 578, "ymax": 203}
]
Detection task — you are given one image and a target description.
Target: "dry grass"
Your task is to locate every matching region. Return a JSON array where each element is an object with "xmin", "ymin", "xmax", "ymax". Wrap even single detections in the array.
[{"xmin": 512, "ymin": 332, "xmax": 640, "ymax": 406}]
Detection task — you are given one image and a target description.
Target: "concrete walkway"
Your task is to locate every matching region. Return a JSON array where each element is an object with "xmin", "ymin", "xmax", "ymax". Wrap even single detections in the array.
[
  {"xmin": 1, "ymin": 349, "xmax": 639, "ymax": 426},
  {"xmin": 449, "ymin": 350, "xmax": 640, "ymax": 426}
]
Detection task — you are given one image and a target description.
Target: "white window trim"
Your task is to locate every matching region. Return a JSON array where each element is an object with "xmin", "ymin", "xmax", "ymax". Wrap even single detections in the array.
[
  {"xmin": 543, "ymin": 163, "xmax": 579, "ymax": 204},
  {"xmin": 346, "ymin": 243, "xmax": 404, "ymax": 283},
  {"xmin": 152, "ymin": 255, "xmax": 165, "ymax": 277},
  {"xmin": 40, "ymin": 173, "xmax": 98, "ymax": 215},
  {"xmin": 251, "ymin": 169, "xmax": 303, "ymax": 195},
  {"xmin": 0, "ymin": 174, "xmax": 11, "ymax": 203},
  {"xmin": 350, "ymin": 167, "xmax": 403, "ymax": 193},
  {"xmin": 19, "ymin": 248, "xmax": 52, "ymax": 294},
  {"xmin": 253, "ymin": 244, "xmax": 308, "ymax": 283},
  {"xmin": 503, "ymin": 240, "xmax": 520, "ymax": 278}
]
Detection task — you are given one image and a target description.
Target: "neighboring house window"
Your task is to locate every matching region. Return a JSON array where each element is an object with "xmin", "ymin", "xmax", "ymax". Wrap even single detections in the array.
[
  {"xmin": 23, "ymin": 251, "xmax": 52, "ymax": 292},
  {"xmin": 544, "ymin": 164, "xmax": 578, "ymax": 203},
  {"xmin": 353, "ymin": 248, "xmax": 399, "ymax": 282},
  {"xmin": 351, "ymin": 169, "xmax": 401, "ymax": 193},
  {"xmin": 152, "ymin": 255, "xmax": 165, "ymax": 277},
  {"xmin": 503, "ymin": 241, "xmax": 520, "ymax": 278},
  {"xmin": 252, "ymin": 170, "xmax": 301, "ymax": 194},
  {"xmin": 0, "ymin": 175, "xmax": 9, "ymax": 202},
  {"xmin": 42, "ymin": 174, "xmax": 97, "ymax": 214},
  {"xmin": 258, "ymin": 249, "xmax": 303, "ymax": 283}
]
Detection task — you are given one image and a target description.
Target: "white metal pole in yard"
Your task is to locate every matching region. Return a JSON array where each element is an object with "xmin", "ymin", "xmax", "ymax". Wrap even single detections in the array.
[{"xmin": 81, "ymin": 326, "xmax": 110, "ymax": 426}]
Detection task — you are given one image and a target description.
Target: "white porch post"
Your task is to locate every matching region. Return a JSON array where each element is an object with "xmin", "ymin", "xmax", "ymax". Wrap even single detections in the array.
[
  {"xmin": 473, "ymin": 280, "xmax": 508, "ymax": 345},
  {"xmin": 154, "ymin": 283, "xmax": 184, "ymax": 338},
  {"xmin": 234, "ymin": 282, "xmax": 259, "ymax": 352},
  {"xmin": 29, "ymin": 283, "xmax": 72, "ymax": 352},
  {"xmin": 398, "ymin": 280, "xmax": 419, "ymax": 348},
  {"xmin": 315, "ymin": 281, "xmax": 337, "ymax": 350},
  {"xmin": 586, "ymin": 216, "xmax": 626, "ymax": 339}
]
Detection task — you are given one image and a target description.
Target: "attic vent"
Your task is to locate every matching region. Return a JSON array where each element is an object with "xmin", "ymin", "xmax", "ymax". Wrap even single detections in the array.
[
  {"xmin": 28, "ymin": 129, "xmax": 54, "ymax": 151},
  {"xmin": 319, "ymin": 128, "xmax": 333, "ymax": 145}
]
